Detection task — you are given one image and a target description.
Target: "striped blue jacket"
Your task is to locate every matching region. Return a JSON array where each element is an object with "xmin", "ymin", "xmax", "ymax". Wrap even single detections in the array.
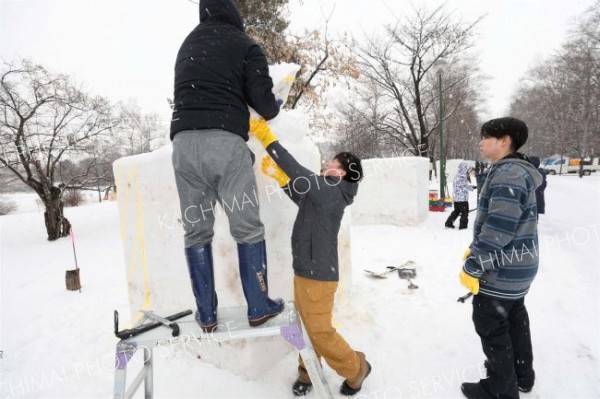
[{"xmin": 463, "ymin": 155, "xmax": 543, "ymax": 300}]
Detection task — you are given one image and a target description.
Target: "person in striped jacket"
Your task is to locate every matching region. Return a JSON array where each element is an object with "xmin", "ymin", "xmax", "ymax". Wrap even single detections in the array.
[{"xmin": 459, "ymin": 117, "xmax": 543, "ymax": 399}]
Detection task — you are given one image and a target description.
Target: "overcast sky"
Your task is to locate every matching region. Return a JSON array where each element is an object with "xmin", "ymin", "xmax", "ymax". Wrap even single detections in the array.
[{"xmin": 0, "ymin": 0, "xmax": 596, "ymax": 124}]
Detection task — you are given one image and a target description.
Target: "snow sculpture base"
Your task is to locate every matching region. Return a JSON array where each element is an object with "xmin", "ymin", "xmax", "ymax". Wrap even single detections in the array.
[{"xmin": 352, "ymin": 157, "xmax": 429, "ymax": 226}]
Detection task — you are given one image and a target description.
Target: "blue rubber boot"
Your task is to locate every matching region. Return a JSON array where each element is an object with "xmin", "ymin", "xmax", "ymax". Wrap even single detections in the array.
[
  {"xmin": 185, "ymin": 244, "xmax": 218, "ymax": 332},
  {"xmin": 237, "ymin": 240, "xmax": 284, "ymax": 326}
]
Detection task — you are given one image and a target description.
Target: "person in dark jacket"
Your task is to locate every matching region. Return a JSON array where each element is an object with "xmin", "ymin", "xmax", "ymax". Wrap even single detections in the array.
[
  {"xmin": 170, "ymin": 0, "xmax": 283, "ymax": 332},
  {"xmin": 460, "ymin": 117, "xmax": 542, "ymax": 399},
  {"xmin": 474, "ymin": 161, "xmax": 489, "ymax": 204},
  {"xmin": 250, "ymin": 120, "xmax": 371, "ymax": 397},
  {"xmin": 528, "ymin": 156, "xmax": 547, "ymax": 217}
]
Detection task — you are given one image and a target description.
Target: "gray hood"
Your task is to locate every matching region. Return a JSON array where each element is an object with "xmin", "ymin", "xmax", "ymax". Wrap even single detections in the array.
[
  {"xmin": 495, "ymin": 158, "xmax": 543, "ymax": 190},
  {"xmin": 457, "ymin": 161, "xmax": 471, "ymax": 177},
  {"xmin": 338, "ymin": 179, "xmax": 359, "ymax": 206}
]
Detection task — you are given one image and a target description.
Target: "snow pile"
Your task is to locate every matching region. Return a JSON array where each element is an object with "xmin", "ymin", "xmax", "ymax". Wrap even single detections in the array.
[{"xmin": 352, "ymin": 156, "xmax": 429, "ymax": 226}]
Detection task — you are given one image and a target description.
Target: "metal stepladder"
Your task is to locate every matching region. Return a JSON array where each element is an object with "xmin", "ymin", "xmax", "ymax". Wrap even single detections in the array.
[{"xmin": 113, "ymin": 301, "xmax": 333, "ymax": 399}]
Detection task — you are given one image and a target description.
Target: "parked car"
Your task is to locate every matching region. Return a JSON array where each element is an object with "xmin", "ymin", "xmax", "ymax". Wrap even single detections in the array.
[{"xmin": 542, "ymin": 157, "xmax": 600, "ymax": 175}]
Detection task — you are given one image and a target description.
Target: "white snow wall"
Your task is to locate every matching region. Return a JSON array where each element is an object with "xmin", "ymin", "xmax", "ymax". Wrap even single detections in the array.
[
  {"xmin": 112, "ymin": 64, "xmax": 353, "ymax": 378},
  {"xmin": 352, "ymin": 157, "xmax": 429, "ymax": 226}
]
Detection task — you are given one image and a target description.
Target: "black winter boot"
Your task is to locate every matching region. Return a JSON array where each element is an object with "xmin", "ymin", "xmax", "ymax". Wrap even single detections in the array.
[{"xmin": 237, "ymin": 240, "xmax": 284, "ymax": 326}]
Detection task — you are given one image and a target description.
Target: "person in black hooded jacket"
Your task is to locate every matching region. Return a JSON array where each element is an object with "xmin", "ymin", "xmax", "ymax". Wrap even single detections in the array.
[
  {"xmin": 170, "ymin": 0, "xmax": 280, "ymax": 140},
  {"xmin": 170, "ymin": 0, "xmax": 283, "ymax": 333},
  {"xmin": 528, "ymin": 156, "xmax": 547, "ymax": 216}
]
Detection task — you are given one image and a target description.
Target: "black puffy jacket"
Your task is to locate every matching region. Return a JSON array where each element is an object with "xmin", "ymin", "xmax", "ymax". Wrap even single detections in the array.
[{"xmin": 170, "ymin": 0, "xmax": 279, "ymax": 141}]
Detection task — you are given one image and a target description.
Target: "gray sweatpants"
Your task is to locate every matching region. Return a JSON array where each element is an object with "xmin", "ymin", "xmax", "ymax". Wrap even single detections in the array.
[{"xmin": 172, "ymin": 130, "xmax": 265, "ymax": 248}]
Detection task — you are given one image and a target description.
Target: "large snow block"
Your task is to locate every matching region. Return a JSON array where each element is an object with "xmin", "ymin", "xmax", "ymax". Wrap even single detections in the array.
[
  {"xmin": 112, "ymin": 108, "xmax": 353, "ymax": 378},
  {"xmin": 352, "ymin": 157, "xmax": 429, "ymax": 226}
]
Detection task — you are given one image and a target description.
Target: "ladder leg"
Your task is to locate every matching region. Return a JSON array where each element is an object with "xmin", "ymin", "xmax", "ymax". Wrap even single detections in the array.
[
  {"xmin": 144, "ymin": 346, "xmax": 153, "ymax": 398},
  {"xmin": 113, "ymin": 362, "xmax": 127, "ymax": 399},
  {"xmin": 114, "ymin": 343, "xmax": 134, "ymax": 399},
  {"xmin": 299, "ymin": 347, "xmax": 333, "ymax": 399},
  {"xmin": 280, "ymin": 306, "xmax": 333, "ymax": 399}
]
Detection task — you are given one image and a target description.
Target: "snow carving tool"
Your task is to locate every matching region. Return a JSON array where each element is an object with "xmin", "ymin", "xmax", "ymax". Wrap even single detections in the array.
[
  {"xmin": 114, "ymin": 309, "xmax": 192, "ymax": 339},
  {"xmin": 457, "ymin": 276, "xmax": 486, "ymax": 302},
  {"xmin": 139, "ymin": 310, "xmax": 185, "ymax": 337},
  {"xmin": 396, "ymin": 267, "xmax": 418, "ymax": 289},
  {"xmin": 65, "ymin": 227, "xmax": 82, "ymax": 292},
  {"xmin": 457, "ymin": 292, "xmax": 473, "ymax": 303},
  {"xmin": 363, "ymin": 266, "xmax": 399, "ymax": 278},
  {"xmin": 364, "ymin": 260, "xmax": 416, "ymax": 282}
]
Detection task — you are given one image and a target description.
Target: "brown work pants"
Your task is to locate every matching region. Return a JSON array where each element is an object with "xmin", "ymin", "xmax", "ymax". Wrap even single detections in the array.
[{"xmin": 294, "ymin": 275, "xmax": 360, "ymax": 382}]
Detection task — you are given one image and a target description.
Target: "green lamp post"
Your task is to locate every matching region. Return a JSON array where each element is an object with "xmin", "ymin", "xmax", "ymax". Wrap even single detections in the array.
[{"xmin": 436, "ymin": 60, "xmax": 447, "ymax": 202}]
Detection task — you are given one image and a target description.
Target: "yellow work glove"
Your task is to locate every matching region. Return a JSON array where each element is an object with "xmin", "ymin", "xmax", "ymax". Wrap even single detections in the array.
[
  {"xmin": 459, "ymin": 270, "xmax": 479, "ymax": 295},
  {"xmin": 249, "ymin": 118, "xmax": 278, "ymax": 148},
  {"xmin": 463, "ymin": 248, "xmax": 471, "ymax": 261},
  {"xmin": 261, "ymin": 155, "xmax": 290, "ymax": 187}
]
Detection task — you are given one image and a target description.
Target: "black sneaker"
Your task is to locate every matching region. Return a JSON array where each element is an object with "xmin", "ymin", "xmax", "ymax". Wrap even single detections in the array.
[
  {"xmin": 292, "ymin": 379, "xmax": 312, "ymax": 396},
  {"xmin": 445, "ymin": 224, "xmax": 455, "ymax": 229},
  {"xmin": 461, "ymin": 382, "xmax": 494, "ymax": 399}
]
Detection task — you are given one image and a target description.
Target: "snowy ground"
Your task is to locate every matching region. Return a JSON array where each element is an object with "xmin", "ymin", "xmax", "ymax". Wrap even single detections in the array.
[{"xmin": 1, "ymin": 175, "xmax": 599, "ymax": 399}]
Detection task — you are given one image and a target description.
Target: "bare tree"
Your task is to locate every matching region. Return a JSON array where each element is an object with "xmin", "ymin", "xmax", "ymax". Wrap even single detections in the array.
[
  {"xmin": 114, "ymin": 100, "xmax": 166, "ymax": 156},
  {"xmin": 0, "ymin": 59, "xmax": 114, "ymax": 240},
  {"xmin": 332, "ymin": 82, "xmax": 404, "ymax": 158},
  {"xmin": 286, "ymin": 25, "xmax": 359, "ymax": 111},
  {"xmin": 428, "ymin": 60, "xmax": 484, "ymax": 160},
  {"xmin": 232, "ymin": 0, "xmax": 292, "ymax": 63},
  {"xmin": 510, "ymin": 2, "xmax": 600, "ymax": 169},
  {"xmin": 354, "ymin": 5, "xmax": 481, "ymax": 157},
  {"xmin": 235, "ymin": 0, "xmax": 359, "ymax": 118}
]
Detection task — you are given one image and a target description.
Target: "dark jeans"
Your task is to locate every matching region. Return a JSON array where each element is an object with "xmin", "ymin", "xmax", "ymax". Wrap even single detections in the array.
[
  {"xmin": 446, "ymin": 201, "xmax": 469, "ymax": 228},
  {"xmin": 472, "ymin": 295, "xmax": 534, "ymax": 399}
]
